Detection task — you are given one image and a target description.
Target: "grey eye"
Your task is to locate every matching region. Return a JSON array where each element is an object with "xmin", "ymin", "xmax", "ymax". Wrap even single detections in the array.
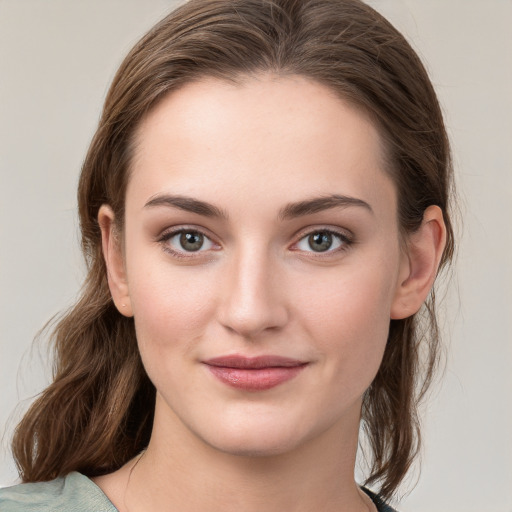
[
  {"xmin": 308, "ymin": 232, "xmax": 333, "ymax": 252},
  {"xmin": 179, "ymin": 232, "xmax": 204, "ymax": 251},
  {"xmin": 167, "ymin": 230, "xmax": 214, "ymax": 252},
  {"xmin": 296, "ymin": 231, "xmax": 345, "ymax": 253}
]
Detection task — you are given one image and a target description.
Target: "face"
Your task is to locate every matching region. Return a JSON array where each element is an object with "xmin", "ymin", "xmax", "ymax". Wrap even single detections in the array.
[{"xmin": 109, "ymin": 75, "xmax": 411, "ymax": 457}]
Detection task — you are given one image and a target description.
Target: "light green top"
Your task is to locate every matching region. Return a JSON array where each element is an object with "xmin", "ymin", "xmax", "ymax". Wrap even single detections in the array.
[
  {"xmin": 0, "ymin": 471, "xmax": 397, "ymax": 512},
  {"xmin": 0, "ymin": 471, "xmax": 118, "ymax": 512}
]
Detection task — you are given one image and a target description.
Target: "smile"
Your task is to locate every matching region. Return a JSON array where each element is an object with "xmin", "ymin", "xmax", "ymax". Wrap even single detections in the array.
[{"xmin": 203, "ymin": 355, "xmax": 308, "ymax": 391}]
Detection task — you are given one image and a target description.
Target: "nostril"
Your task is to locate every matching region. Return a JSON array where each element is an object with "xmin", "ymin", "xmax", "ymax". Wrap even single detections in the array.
[
  {"xmin": 218, "ymin": 292, "xmax": 289, "ymax": 338},
  {"xmin": 216, "ymin": 255, "xmax": 289, "ymax": 337}
]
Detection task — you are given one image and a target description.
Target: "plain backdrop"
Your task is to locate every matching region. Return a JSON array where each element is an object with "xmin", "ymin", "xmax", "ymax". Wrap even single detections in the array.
[{"xmin": 0, "ymin": 1, "xmax": 511, "ymax": 511}]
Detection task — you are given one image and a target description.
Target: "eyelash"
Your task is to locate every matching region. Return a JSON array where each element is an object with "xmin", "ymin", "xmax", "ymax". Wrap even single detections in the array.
[
  {"xmin": 291, "ymin": 228, "xmax": 354, "ymax": 256},
  {"xmin": 157, "ymin": 226, "xmax": 354, "ymax": 259},
  {"xmin": 157, "ymin": 227, "xmax": 219, "ymax": 259}
]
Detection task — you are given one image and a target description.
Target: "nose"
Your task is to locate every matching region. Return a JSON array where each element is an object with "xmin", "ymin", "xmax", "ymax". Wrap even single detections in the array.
[{"xmin": 217, "ymin": 247, "xmax": 289, "ymax": 339}]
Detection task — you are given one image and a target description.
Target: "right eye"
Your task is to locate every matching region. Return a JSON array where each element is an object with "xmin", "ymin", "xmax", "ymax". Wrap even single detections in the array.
[{"xmin": 160, "ymin": 229, "xmax": 216, "ymax": 255}]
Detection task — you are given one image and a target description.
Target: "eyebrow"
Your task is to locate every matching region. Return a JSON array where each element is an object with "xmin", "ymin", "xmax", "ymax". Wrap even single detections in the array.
[
  {"xmin": 279, "ymin": 194, "xmax": 373, "ymax": 220},
  {"xmin": 143, "ymin": 193, "xmax": 373, "ymax": 220},
  {"xmin": 144, "ymin": 194, "xmax": 229, "ymax": 218}
]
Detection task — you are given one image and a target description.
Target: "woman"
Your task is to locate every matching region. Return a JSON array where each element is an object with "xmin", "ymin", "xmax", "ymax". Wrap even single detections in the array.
[{"xmin": 0, "ymin": 0, "xmax": 454, "ymax": 510}]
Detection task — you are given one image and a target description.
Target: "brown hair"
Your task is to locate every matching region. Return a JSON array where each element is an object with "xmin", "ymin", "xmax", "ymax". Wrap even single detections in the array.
[{"xmin": 12, "ymin": 0, "xmax": 454, "ymax": 500}]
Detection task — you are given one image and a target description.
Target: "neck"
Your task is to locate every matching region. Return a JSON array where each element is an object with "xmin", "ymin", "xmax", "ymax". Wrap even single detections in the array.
[{"xmin": 123, "ymin": 395, "xmax": 370, "ymax": 512}]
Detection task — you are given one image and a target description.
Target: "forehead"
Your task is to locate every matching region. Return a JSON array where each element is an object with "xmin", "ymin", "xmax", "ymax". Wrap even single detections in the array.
[{"xmin": 128, "ymin": 74, "xmax": 396, "ymax": 218}]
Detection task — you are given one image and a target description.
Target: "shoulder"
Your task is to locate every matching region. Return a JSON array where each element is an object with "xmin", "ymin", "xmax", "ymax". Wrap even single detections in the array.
[
  {"xmin": 361, "ymin": 486, "xmax": 400, "ymax": 512},
  {"xmin": 0, "ymin": 471, "xmax": 118, "ymax": 512}
]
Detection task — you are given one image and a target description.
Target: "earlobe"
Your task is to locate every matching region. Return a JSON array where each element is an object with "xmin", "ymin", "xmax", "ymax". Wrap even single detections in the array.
[
  {"xmin": 98, "ymin": 205, "xmax": 133, "ymax": 317},
  {"xmin": 390, "ymin": 205, "xmax": 447, "ymax": 320}
]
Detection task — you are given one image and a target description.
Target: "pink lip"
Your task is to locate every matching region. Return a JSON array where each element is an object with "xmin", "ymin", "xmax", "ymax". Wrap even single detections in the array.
[{"xmin": 203, "ymin": 355, "xmax": 308, "ymax": 391}]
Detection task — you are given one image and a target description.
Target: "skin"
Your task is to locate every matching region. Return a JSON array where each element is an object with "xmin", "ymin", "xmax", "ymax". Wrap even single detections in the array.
[{"xmin": 96, "ymin": 74, "xmax": 446, "ymax": 512}]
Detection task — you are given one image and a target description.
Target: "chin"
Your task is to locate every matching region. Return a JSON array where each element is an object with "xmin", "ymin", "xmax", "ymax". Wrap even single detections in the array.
[
  {"xmin": 194, "ymin": 410, "xmax": 330, "ymax": 460},
  {"xmin": 205, "ymin": 431, "xmax": 302, "ymax": 458}
]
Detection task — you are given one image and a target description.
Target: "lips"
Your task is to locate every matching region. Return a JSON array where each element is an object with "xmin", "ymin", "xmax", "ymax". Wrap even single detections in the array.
[{"xmin": 203, "ymin": 355, "xmax": 308, "ymax": 391}]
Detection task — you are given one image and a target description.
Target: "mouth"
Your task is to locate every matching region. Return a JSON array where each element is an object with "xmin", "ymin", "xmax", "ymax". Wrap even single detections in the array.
[{"xmin": 203, "ymin": 355, "xmax": 308, "ymax": 391}]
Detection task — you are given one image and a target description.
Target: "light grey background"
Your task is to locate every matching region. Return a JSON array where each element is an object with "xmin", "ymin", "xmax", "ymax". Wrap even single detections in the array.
[{"xmin": 1, "ymin": 1, "xmax": 511, "ymax": 511}]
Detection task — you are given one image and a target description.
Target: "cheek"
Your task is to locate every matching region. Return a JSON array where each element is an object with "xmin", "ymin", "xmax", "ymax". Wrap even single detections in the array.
[
  {"xmin": 294, "ymin": 261, "xmax": 397, "ymax": 389},
  {"xmin": 299, "ymin": 260, "xmax": 395, "ymax": 334},
  {"xmin": 129, "ymin": 278, "xmax": 211, "ymax": 400},
  {"xmin": 126, "ymin": 255, "xmax": 218, "ymax": 366}
]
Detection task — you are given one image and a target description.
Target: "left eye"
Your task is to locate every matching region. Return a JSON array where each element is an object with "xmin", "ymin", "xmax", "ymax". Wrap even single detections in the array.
[
  {"xmin": 166, "ymin": 230, "xmax": 215, "ymax": 252},
  {"xmin": 295, "ymin": 231, "xmax": 346, "ymax": 253}
]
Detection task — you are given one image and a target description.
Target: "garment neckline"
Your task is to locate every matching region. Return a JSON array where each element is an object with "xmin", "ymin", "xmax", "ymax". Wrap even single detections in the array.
[{"xmin": 74, "ymin": 472, "xmax": 394, "ymax": 512}]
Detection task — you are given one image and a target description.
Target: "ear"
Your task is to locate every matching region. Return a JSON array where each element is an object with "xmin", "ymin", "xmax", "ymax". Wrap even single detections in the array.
[
  {"xmin": 98, "ymin": 205, "xmax": 133, "ymax": 317},
  {"xmin": 390, "ymin": 205, "xmax": 447, "ymax": 320}
]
